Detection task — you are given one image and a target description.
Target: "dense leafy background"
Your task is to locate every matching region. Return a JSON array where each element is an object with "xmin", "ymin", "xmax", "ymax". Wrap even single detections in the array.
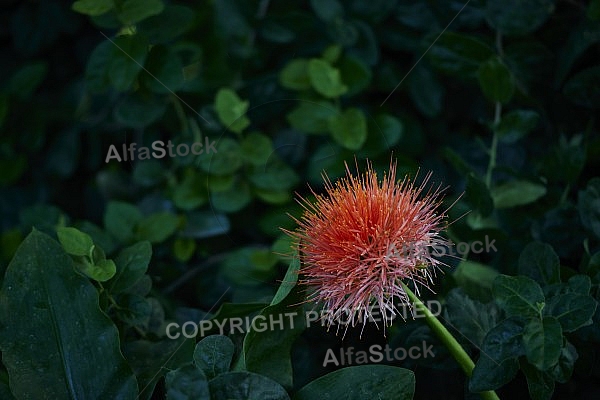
[{"xmin": 1, "ymin": 0, "xmax": 599, "ymax": 399}]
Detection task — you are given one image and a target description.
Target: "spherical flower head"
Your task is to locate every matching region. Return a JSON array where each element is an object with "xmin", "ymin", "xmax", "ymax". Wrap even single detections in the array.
[{"xmin": 285, "ymin": 160, "xmax": 450, "ymax": 332}]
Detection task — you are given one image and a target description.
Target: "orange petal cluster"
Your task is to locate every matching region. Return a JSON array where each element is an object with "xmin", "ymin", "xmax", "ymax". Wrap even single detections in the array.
[{"xmin": 285, "ymin": 160, "xmax": 449, "ymax": 331}]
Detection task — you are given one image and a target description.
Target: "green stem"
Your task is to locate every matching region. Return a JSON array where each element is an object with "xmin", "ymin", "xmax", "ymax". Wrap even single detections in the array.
[
  {"xmin": 485, "ymin": 102, "xmax": 501, "ymax": 188},
  {"xmin": 402, "ymin": 283, "xmax": 500, "ymax": 400}
]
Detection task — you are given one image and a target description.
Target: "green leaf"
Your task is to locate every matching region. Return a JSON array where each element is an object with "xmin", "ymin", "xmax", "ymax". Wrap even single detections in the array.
[
  {"xmin": 198, "ymin": 138, "xmax": 243, "ymax": 175},
  {"xmin": 428, "ymin": 32, "xmax": 495, "ymax": 77},
  {"xmin": 452, "ymin": 260, "xmax": 500, "ymax": 302},
  {"xmin": 211, "ymin": 182, "xmax": 252, "ymax": 213},
  {"xmin": 141, "ymin": 45, "xmax": 184, "ymax": 94},
  {"xmin": 56, "ymin": 226, "xmax": 94, "ymax": 257},
  {"xmin": 293, "ymin": 365, "xmax": 415, "ymax": 400},
  {"xmin": 481, "ymin": 317, "xmax": 526, "ymax": 362},
  {"xmin": 125, "ymin": 337, "xmax": 194, "ymax": 400},
  {"xmin": 544, "ymin": 293, "xmax": 597, "ymax": 332},
  {"xmin": 563, "ymin": 65, "xmax": 600, "ymax": 108},
  {"xmin": 521, "ymin": 360, "xmax": 555, "ymax": 400},
  {"xmin": 469, "ymin": 354, "xmax": 519, "ymax": 392},
  {"xmin": 249, "ymin": 160, "xmax": 299, "ymax": 191},
  {"xmin": 466, "ymin": 173, "xmax": 494, "ymax": 217},
  {"xmin": 327, "ymin": 108, "xmax": 367, "ymax": 150},
  {"xmin": 209, "ymin": 371, "xmax": 290, "ymax": 400},
  {"xmin": 8, "ymin": 62, "xmax": 47, "ymax": 99},
  {"xmin": 114, "ymin": 93, "xmax": 167, "ymax": 128},
  {"xmin": 477, "ymin": 56, "xmax": 515, "ymax": 104},
  {"xmin": 495, "ymin": 110, "xmax": 540, "ymax": 143},
  {"xmin": 173, "ymin": 169, "xmax": 207, "ymax": 211},
  {"xmin": 194, "ymin": 335, "xmax": 235, "ymax": 379},
  {"xmin": 549, "ymin": 340, "xmax": 578, "ymax": 383},
  {"xmin": 493, "ymin": 275, "xmax": 545, "ymax": 317},
  {"xmin": 279, "ymin": 59, "xmax": 311, "ymax": 90},
  {"xmin": 0, "ymin": 230, "xmax": 138, "ymax": 398},
  {"xmin": 173, "ymin": 237, "xmax": 196, "ymax": 262},
  {"xmin": 108, "ymin": 35, "xmax": 149, "ymax": 92},
  {"xmin": 215, "ymin": 88, "xmax": 251, "ymax": 134},
  {"xmin": 407, "ymin": 63, "xmax": 444, "ymax": 118},
  {"xmin": 72, "ymin": 0, "xmax": 114, "ymax": 16},
  {"xmin": 136, "ymin": 212, "xmax": 179, "ymax": 243},
  {"xmin": 78, "ymin": 258, "xmax": 116, "ymax": 282},
  {"xmin": 307, "ymin": 59, "xmax": 348, "ymax": 98},
  {"xmin": 523, "ymin": 316, "xmax": 562, "ymax": 370},
  {"xmin": 444, "ymin": 289, "xmax": 500, "ymax": 346},
  {"xmin": 108, "ymin": 241, "xmax": 152, "ymax": 294},
  {"xmin": 485, "ymin": 0, "xmax": 556, "ymax": 36},
  {"xmin": 180, "ymin": 211, "xmax": 230, "ymax": 239},
  {"xmin": 286, "ymin": 101, "xmax": 337, "ymax": 134},
  {"xmin": 117, "ymin": 0, "xmax": 164, "ymax": 25},
  {"xmin": 518, "ymin": 242, "xmax": 560, "ymax": 285},
  {"xmin": 578, "ymin": 177, "xmax": 600, "ymax": 239},
  {"xmin": 104, "ymin": 201, "xmax": 143, "ymax": 242},
  {"xmin": 137, "ymin": 5, "xmax": 195, "ymax": 43},
  {"xmin": 310, "ymin": 0, "xmax": 344, "ymax": 22},
  {"xmin": 240, "ymin": 132, "xmax": 274, "ymax": 166},
  {"xmin": 165, "ymin": 363, "xmax": 210, "ymax": 400},
  {"xmin": 491, "ymin": 180, "xmax": 547, "ymax": 208},
  {"xmin": 338, "ymin": 55, "xmax": 372, "ymax": 96}
]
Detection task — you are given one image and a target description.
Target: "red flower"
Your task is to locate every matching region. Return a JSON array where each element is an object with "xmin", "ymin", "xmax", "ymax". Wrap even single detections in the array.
[{"xmin": 285, "ymin": 160, "xmax": 450, "ymax": 332}]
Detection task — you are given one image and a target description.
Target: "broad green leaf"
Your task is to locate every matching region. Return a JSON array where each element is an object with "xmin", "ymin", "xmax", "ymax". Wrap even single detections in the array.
[
  {"xmin": 307, "ymin": 59, "xmax": 348, "ymax": 98},
  {"xmin": 141, "ymin": 45, "xmax": 184, "ymax": 94},
  {"xmin": 491, "ymin": 180, "xmax": 547, "ymax": 208},
  {"xmin": 215, "ymin": 88, "xmax": 250, "ymax": 134},
  {"xmin": 286, "ymin": 101, "xmax": 337, "ymax": 134},
  {"xmin": 78, "ymin": 258, "xmax": 116, "ymax": 282},
  {"xmin": 523, "ymin": 316, "xmax": 562, "ymax": 370},
  {"xmin": 566, "ymin": 274, "xmax": 592, "ymax": 295},
  {"xmin": 549, "ymin": 340, "xmax": 578, "ymax": 383},
  {"xmin": 293, "ymin": 365, "xmax": 415, "ymax": 400},
  {"xmin": 193, "ymin": 335, "xmax": 235, "ymax": 379},
  {"xmin": 209, "ymin": 371, "xmax": 290, "ymax": 400},
  {"xmin": 254, "ymin": 188, "xmax": 292, "ymax": 204},
  {"xmin": 518, "ymin": 241, "xmax": 560, "ymax": 285},
  {"xmin": 211, "ymin": 182, "xmax": 252, "ymax": 213},
  {"xmin": 495, "ymin": 110, "xmax": 540, "ymax": 143},
  {"xmin": 477, "ymin": 56, "xmax": 515, "ymax": 104},
  {"xmin": 327, "ymin": 108, "xmax": 367, "ymax": 150},
  {"xmin": 485, "ymin": 0, "xmax": 556, "ymax": 36},
  {"xmin": 179, "ymin": 211, "xmax": 230, "ymax": 239},
  {"xmin": 113, "ymin": 93, "xmax": 167, "ymax": 128},
  {"xmin": 173, "ymin": 237, "xmax": 196, "ymax": 262},
  {"xmin": 338, "ymin": 55, "xmax": 372, "ymax": 96},
  {"xmin": 72, "ymin": 0, "xmax": 114, "ymax": 16},
  {"xmin": 578, "ymin": 177, "xmax": 600, "ymax": 239},
  {"xmin": 521, "ymin": 360, "xmax": 555, "ymax": 400},
  {"xmin": 173, "ymin": 169, "xmax": 207, "ymax": 210},
  {"xmin": 444, "ymin": 289, "xmax": 500, "ymax": 346},
  {"xmin": 493, "ymin": 275, "xmax": 545, "ymax": 317},
  {"xmin": 8, "ymin": 62, "xmax": 47, "ymax": 99},
  {"xmin": 279, "ymin": 59, "xmax": 311, "ymax": 90},
  {"xmin": 108, "ymin": 241, "xmax": 152, "ymax": 294},
  {"xmin": 242, "ymin": 259, "xmax": 304, "ymax": 388},
  {"xmin": 249, "ymin": 160, "xmax": 299, "ymax": 191},
  {"xmin": 85, "ymin": 40, "xmax": 114, "ymax": 92},
  {"xmin": 310, "ymin": 0, "xmax": 344, "ymax": 22},
  {"xmin": 165, "ymin": 363, "xmax": 210, "ymax": 400},
  {"xmin": 136, "ymin": 212, "xmax": 179, "ymax": 243},
  {"xmin": 0, "ymin": 230, "xmax": 138, "ymax": 399},
  {"xmin": 544, "ymin": 292, "xmax": 597, "ymax": 332},
  {"xmin": 452, "ymin": 260, "xmax": 500, "ymax": 302},
  {"xmin": 197, "ymin": 138, "xmax": 243, "ymax": 175},
  {"xmin": 563, "ymin": 65, "xmax": 600, "ymax": 108},
  {"xmin": 428, "ymin": 32, "xmax": 495, "ymax": 77},
  {"xmin": 469, "ymin": 354, "xmax": 519, "ymax": 392},
  {"xmin": 56, "ymin": 226, "xmax": 94, "ymax": 257},
  {"xmin": 108, "ymin": 35, "xmax": 148, "ymax": 92},
  {"xmin": 481, "ymin": 317, "xmax": 526, "ymax": 362},
  {"xmin": 240, "ymin": 132, "xmax": 274, "ymax": 166},
  {"xmin": 117, "ymin": 0, "xmax": 164, "ymax": 24},
  {"xmin": 104, "ymin": 201, "xmax": 143, "ymax": 242},
  {"xmin": 138, "ymin": 5, "xmax": 195, "ymax": 43},
  {"xmin": 407, "ymin": 63, "xmax": 443, "ymax": 118},
  {"xmin": 125, "ymin": 337, "xmax": 194, "ymax": 400},
  {"xmin": 466, "ymin": 173, "xmax": 494, "ymax": 217}
]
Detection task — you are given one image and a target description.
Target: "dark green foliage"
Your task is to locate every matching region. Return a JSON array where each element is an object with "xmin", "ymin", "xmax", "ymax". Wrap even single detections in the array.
[{"xmin": 1, "ymin": 0, "xmax": 599, "ymax": 399}]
